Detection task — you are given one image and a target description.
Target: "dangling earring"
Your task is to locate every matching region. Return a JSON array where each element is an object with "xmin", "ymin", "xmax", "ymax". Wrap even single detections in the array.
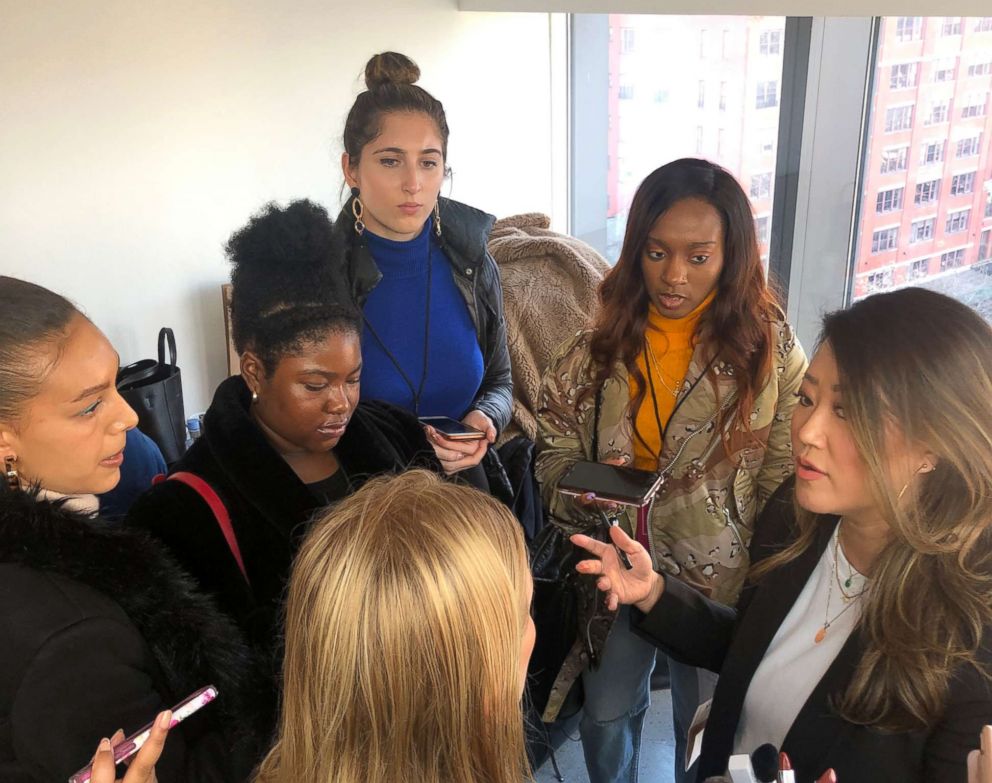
[
  {"xmin": 433, "ymin": 200, "xmax": 442, "ymax": 238},
  {"xmin": 4, "ymin": 455, "xmax": 18, "ymax": 491},
  {"xmin": 251, "ymin": 390, "xmax": 259, "ymax": 404},
  {"xmin": 351, "ymin": 187, "xmax": 365, "ymax": 236}
]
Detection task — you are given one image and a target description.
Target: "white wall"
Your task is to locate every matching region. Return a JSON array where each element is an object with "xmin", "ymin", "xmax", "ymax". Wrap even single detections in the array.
[{"xmin": 0, "ymin": 1, "xmax": 557, "ymax": 413}]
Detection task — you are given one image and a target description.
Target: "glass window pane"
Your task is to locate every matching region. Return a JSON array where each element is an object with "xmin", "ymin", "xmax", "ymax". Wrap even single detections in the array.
[
  {"xmin": 572, "ymin": 14, "xmax": 786, "ymax": 264},
  {"xmin": 851, "ymin": 17, "xmax": 992, "ymax": 317}
]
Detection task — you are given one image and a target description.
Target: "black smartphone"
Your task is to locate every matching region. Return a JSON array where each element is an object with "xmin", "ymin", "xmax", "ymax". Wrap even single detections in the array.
[
  {"xmin": 557, "ymin": 461, "xmax": 664, "ymax": 507},
  {"xmin": 418, "ymin": 416, "xmax": 486, "ymax": 441}
]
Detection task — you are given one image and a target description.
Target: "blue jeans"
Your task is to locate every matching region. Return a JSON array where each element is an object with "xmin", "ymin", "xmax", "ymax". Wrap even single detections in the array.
[{"xmin": 580, "ymin": 608, "xmax": 717, "ymax": 783}]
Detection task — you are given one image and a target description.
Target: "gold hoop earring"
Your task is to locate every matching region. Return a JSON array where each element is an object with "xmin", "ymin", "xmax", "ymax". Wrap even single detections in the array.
[
  {"xmin": 351, "ymin": 187, "xmax": 365, "ymax": 236},
  {"xmin": 4, "ymin": 455, "xmax": 19, "ymax": 491},
  {"xmin": 433, "ymin": 200, "xmax": 442, "ymax": 238}
]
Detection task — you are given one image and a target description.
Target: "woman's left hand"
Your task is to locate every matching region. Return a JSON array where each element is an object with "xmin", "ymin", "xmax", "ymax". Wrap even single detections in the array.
[{"xmin": 425, "ymin": 410, "xmax": 495, "ymax": 474}]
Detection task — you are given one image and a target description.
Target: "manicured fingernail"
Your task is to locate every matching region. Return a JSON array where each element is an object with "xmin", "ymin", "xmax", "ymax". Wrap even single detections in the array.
[
  {"xmin": 99, "ymin": 738, "xmax": 111, "ymax": 752},
  {"xmin": 158, "ymin": 710, "xmax": 173, "ymax": 729}
]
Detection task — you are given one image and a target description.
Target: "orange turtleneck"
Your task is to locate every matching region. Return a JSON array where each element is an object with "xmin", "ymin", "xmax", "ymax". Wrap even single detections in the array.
[{"xmin": 630, "ymin": 290, "xmax": 715, "ymax": 470}]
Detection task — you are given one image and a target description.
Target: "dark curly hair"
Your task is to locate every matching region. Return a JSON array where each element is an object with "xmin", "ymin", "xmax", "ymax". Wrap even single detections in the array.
[{"xmin": 225, "ymin": 199, "xmax": 360, "ymax": 375}]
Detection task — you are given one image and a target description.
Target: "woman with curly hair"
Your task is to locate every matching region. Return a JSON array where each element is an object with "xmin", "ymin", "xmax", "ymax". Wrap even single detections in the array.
[{"xmin": 536, "ymin": 158, "xmax": 806, "ymax": 783}]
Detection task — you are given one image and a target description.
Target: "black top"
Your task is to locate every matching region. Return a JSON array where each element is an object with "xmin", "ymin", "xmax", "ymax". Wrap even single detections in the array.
[
  {"xmin": 633, "ymin": 477, "xmax": 992, "ymax": 783},
  {"xmin": 307, "ymin": 467, "xmax": 351, "ymax": 505}
]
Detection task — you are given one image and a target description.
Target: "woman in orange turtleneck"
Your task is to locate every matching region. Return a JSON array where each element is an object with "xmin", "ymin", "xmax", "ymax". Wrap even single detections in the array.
[{"xmin": 536, "ymin": 159, "xmax": 807, "ymax": 783}]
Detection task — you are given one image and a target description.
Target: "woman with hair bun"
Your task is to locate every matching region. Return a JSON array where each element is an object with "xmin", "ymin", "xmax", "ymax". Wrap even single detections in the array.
[
  {"xmin": 335, "ymin": 52, "xmax": 512, "ymax": 481},
  {"xmin": 127, "ymin": 199, "xmax": 440, "ymax": 735}
]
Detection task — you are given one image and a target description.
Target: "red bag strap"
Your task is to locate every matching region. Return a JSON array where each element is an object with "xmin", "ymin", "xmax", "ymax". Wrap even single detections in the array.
[{"xmin": 155, "ymin": 471, "xmax": 249, "ymax": 585}]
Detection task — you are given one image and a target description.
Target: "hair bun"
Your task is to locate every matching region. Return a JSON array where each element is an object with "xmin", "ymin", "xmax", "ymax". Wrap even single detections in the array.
[{"xmin": 364, "ymin": 52, "xmax": 420, "ymax": 90}]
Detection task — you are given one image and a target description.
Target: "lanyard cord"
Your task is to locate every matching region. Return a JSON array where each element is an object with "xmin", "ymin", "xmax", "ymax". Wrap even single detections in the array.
[{"xmin": 362, "ymin": 242, "xmax": 433, "ymax": 415}]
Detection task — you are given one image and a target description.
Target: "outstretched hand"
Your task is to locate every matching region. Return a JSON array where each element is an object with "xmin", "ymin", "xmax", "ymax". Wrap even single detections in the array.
[{"xmin": 571, "ymin": 524, "xmax": 663, "ymax": 613}]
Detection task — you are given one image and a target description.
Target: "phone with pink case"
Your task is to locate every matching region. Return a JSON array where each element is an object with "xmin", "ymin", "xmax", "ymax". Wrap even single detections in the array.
[{"xmin": 67, "ymin": 685, "xmax": 218, "ymax": 783}]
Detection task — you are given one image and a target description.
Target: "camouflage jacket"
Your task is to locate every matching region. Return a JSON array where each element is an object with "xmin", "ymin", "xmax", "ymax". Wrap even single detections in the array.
[{"xmin": 534, "ymin": 321, "xmax": 806, "ymax": 720}]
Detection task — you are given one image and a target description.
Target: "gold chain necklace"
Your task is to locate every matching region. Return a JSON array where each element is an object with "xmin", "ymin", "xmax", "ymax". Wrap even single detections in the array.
[
  {"xmin": 815, "ymin": 524, "xmax": 869, "ymax": 644},
  {"xmin": 645, "ymin": 340, "xmax": 684, "ymax": 398}
]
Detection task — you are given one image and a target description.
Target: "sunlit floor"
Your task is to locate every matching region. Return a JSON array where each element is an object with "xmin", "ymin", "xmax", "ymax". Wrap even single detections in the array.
[{"xmin": 533, "ymin": 688, "xmax": 677, "ymax": 783}]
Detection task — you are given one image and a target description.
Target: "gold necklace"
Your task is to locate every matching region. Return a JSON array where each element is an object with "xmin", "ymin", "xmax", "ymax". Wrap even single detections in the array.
[
  {"xmin": 815, "ymin": 524, "xmax": 868, "ymax": 644},
  {"xmin": 645, "ymin": 340, "xmax": 684, "ymax": 398}
]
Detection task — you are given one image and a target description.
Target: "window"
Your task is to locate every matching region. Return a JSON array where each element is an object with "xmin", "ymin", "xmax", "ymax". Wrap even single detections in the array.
[
  {"xmin": 890, "ymin": 63, "xmax": 919, "ymax": 89},
  {"xmin": 876, "ymin": 186, "xmax": 904, "ymax": 213},
  {"xmin": 915, "ymin": 179, "xmax": 941, "ymax": 204},
  {"xmin": 975, "ymin": 18, "xmax": 992, "ymax": 33},
  {"xmin": 619, "ymin": 84, "xmax": 634, "ymax": 100},
  {"xmin": 986, "ymin": 191, "xmax": 992, "ymax": 218},
  {"xmin": 695, "ymin": 125, "xmax": 704, "ymax": 155},
  {"xmin": 908, "ymin": 258, "xmax": 930, "ymax": 280},
  {"xmin": 760, "ymin": 29, "xmax": 782, "ymax": 55},
  {"xmin": 956, "ymin": 135, "xmax": 983, "ymax": 158},
  {"xmin": 942, "ymin": 17, "xmax": 963, "ymax": 36},
  {"xmin": 871, "ymin": 227, "xmax": 899, "ymax": 253},
  {"xmin": 895, "ymin": 17, "xmax": 922, "ymax": 42},
  {"xmin": 910, "ymin": 217, "xmax": 936, "ymax": 243},
  {"xmin": 967, "ymin": 62, "xmax": 992, "ymax": 77},
  {"xmin": 699, "ymin": 29, "xmax": 707, "ymax": 58},
  {"xmin": 961, "ymin": 94, "xmax": 988, "ymax": 118},
  {"xmin": 880, "ymin": 146, "xmax": 909, "ymax": 173},
  {"xmin": 621, "ymin": 27, "xmax": 636, "ymax": 53},
  {"xmin": 941, "ymin": 248, "xmax": 966, "ymax": 270},
  {"xmin": 722, "ymin": 29, "xmax": 730, "ymax": 59},
  {"xmin": 951, "ymin": 171, "xmax": 976, "ymax": 195},
  {"xmin": 698, "ymin": 80, "xmax": 706, "ymax": 109},
  {"xmin": 933, "ymin": 58, "xmax": 956, "ymax": 82},
  {"xmin": 946, "ymin": 208, "xmax": 971, "ymax": 233},
  {"xmin": 925, "ymin": 102, "xmax": 949, "ymax": 125},
  {"xmin": 719, "ymin": 81, "xmax": 727, "ymax": 111},
  {"xmin": 867, "ymin": 269, "xmax": 894, "ymax": 292},
  {"xmin": 920, "ymin": 140, "xmax": 945, "ymax": 165},
  {"xmin": 885, "ymin": 105, "xmax": 914, "ymax": 132},
  {"xmin": 755, "ymin": 215, "xmax": 770, "ymax": 244},
  {"xmin": 981, "ymin": 229, "xmax": 991, "ymax": 262},
  {"xmin": 751, "ymin": 172, "xmax": 773, "ymax": 200},
  {"xmin": 756, "ymin": 80, "xmax": 779, "ymax": 109},
  {"xmin": 717, "ymin": 128, "xmax": 726, "ymax": 157}
]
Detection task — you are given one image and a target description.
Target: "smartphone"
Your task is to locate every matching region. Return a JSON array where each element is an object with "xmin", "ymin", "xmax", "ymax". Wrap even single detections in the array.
[
  {"xmin": 418, "ymin": 416, "xmax": 486, "ymax": 441},
  {"xmin": 557, "ymin": 461, "xmax": 665, "ymax": 507},
  {"xmin": 68, "ymin": 685, "xmax": 219, "ymax": 783}
]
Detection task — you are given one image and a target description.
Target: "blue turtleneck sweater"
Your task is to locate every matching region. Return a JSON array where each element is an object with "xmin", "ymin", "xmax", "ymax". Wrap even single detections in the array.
[{"xmin": 360, "ymin": 222, "xmax": 484, "ymax": 419}]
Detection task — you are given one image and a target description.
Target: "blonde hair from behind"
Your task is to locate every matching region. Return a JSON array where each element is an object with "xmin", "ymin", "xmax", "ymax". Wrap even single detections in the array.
[{"xmin": 255, "ymin": 469, "xmax": 532, "ymax": 783}]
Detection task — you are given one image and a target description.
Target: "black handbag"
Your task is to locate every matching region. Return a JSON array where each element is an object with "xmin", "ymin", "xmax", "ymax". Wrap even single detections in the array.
[{"xmin": 117, "ymin": 328, "xmax": 187, "ymax": 465}]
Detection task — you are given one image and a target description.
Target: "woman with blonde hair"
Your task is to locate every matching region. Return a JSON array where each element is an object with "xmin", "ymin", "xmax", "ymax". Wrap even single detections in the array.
[
  {"xmin": 255, "ymin": 469, "xmax": 535, "ymax": 783},
  {"xmin": 573, "ymin": 287, "xmax": 992, "ymax": 782}
]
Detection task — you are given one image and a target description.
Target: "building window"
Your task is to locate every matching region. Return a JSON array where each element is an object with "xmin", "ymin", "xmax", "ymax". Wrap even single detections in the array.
[
  {"xmin": 885, "ymin": 105, "xmax": 914, "ymax": 132},
  {"xmin": 941, "ymin": 17, "xmax": 963, "ymax": 36},
  {"xmin": 698, "ymin": 80, "xmax": 706, "ymax": 109},
  {"xmin": 910, "ymin": 217, "xmax": 936, "ymax": 243},
  {"xmin": 880, "ymin": 146, "xmax": 909, "ymax": 173},
  {"xmin": 946, "ymin": 208, "xmax": 970, "ymax": 234},
  {"xmin": 986, "ymin": 191, "xmax": 992, "ymax": 218},
  {"xmin": 760, "ymin": 29, "xmax": 782, "ymax": 55},
  {"xmin": 908, "ymin": 258, "xmax": 930, "ymax": 280},
  {"xmin": 895, "ymin": 16, "xmax": 922, "ymax": 42},
  {"xmin": 933, "ymin": 58, "xmax": 956, "ymax": 82},
  {"xmin": 871, "ymin": 227, "xmax": 899, "ymax": 253},
  {"xmin": 956, "ymin": 135, "xmax": 982, "ymax": 158},
  {"xmin": 915, "ymin": 179, "xmax": 941, "ymax": 205},
  {"xmin": 751, "ymin": 172, "xmax": 773, "ymax": 200},
  {"xmin": 950, "ymin": 171, "xmax": 976, "ymax": 195},
  {"xmin": 722, "ymin": 29, "xmax": 730, "ymax": 59},
  {"xmin": 717, "ymin": 128, "xmax": 725, "ymax": 157},
  {"xmin": 866, "ymin": 269, "xmax": 894, "ymax": 292},
  {"xmin": 619, "ymin": 84, "xmax": 634, "ymax": 100},
  {"xmin": 980, "ymin": 229, "xmax": 991, "ymax": 262},
  {"xmin": 719, "ymin": 81, "xmax": 727, "ymax": 111},
  {"xmin": 967, "ymin": 62, "xmax": 992, "ymax": 78},
  {"xmin": 890, "ymin": 63, "xmax": 919, "ymax": 89},
  {"xmin": 875, "ymin": 186, "xmax": 904, "ymax": 213},
  {"xmin": 925, "ymin": 102, "xmax": 949, "ymax": 125},
  {"xmin": 975, "ymin": 18, "xmax": 992, "ymax": 33},
  {"xmin": 756, "ymin": 81, "xmax": 779, "ymax": 109},
  {"xmin": 940, "ymin": 248, "xmax": 966, "ymax": 270},
  {"xmin": 920, "ymin": 140, "xmax": 946, "ymax": 166},
  {"xmin": 621, "ymin": 27, "xmax": 636, "ymax": 53},
  {"xmin": 699, "ymin": 29, "xmax": 707, "ymax": 58},
  {"xmin": 961, "ymin": 94, "xmax": 988, "ymax": 118},
  {"xmin": 696, "ymin": 125, "xmax": 704, "ymax": 155},
  {"xmin": 755, "ymin": 215, "xmax": 770, "ymax": 244}
]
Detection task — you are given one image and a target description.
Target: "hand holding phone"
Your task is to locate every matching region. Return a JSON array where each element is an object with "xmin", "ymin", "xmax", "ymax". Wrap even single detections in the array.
[
  {"xmin": 558, "ymin": 460, "xmax": 665, "ymax": 508},
  {"xmin": 69, "ymin": 685, "xmax": 218, "ymax": 783},
  {"xmin": 89, "ymin": 710, "xmax": 170, "ymax": 783},
  {"xmin": 418, "ymin": 416, "xmax": 486, "ymax": 441}
]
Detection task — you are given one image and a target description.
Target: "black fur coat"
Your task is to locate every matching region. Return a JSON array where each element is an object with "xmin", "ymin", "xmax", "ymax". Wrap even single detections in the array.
[{"xmin": 0, "ymin": 487, "xmax": 263, "ymax": 783}]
